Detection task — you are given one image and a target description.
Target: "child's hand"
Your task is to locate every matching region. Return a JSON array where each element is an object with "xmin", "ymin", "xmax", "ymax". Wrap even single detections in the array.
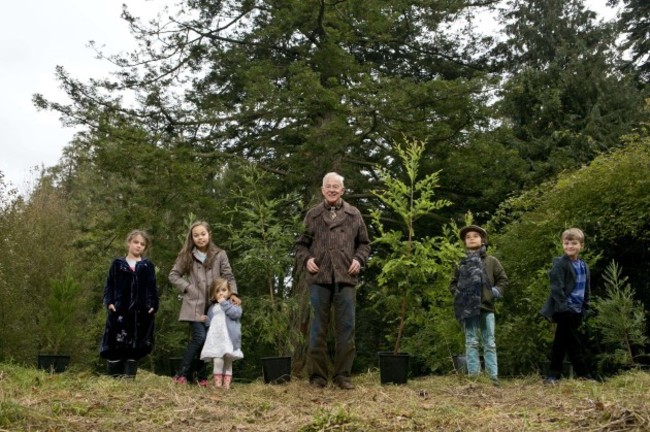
[
  {"xmin": 200, "ymin": 314, "xmax": 207, "ymax": 322},
  {"xmin": 229, "ymin": 294, "xmax": 241, "ymax": 305},
  {"xmin": 108, "ymin": 304, "xmax": 116, "ymax": 312}
]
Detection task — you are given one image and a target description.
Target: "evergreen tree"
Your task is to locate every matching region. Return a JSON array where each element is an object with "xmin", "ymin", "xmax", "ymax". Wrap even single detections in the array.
[
  {"xmin": 493, "ymin": 0, "xmax": 648, "ymax": 184},
  {"xmin": 610, "ymin": 0, "xmax": 650, "ymax": 82},
  {"xmin": 33, "ymin": 0, "xmax": 497, "ymax": 219}
]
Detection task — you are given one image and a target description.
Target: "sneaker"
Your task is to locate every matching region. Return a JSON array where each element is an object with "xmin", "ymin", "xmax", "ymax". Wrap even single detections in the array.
[
  {"xmin": 490, "ymin": 377, "xmax": 500, "ymax": 387},
  {"xmin": 173, "ymin": 375, "xmax": 187, "ymax": 385},
  {"xmin": 197, "ymin": 379, "xmax": 209, "ymax": 387},
  {"xmin": 309, "ymin": 376, "xmax": 328, "ymax": 388}
]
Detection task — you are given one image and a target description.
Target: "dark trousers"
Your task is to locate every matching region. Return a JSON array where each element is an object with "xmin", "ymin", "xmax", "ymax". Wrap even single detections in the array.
[
  {"xmin": 178, "ymin": 321, "xmax": 207, "ymax": 380},
  {"xmin": 550, "ymin": 311, "xmax": 589, "ymax": 378},
  {"xmin": 308, "ymin": 283, "xmax": 356, "ymax": 381}
]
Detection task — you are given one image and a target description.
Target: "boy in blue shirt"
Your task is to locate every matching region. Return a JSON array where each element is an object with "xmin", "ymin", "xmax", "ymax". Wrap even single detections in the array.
[{"xmin": 540, "ymin": 228, "xmax": 594, "ymax": 383}]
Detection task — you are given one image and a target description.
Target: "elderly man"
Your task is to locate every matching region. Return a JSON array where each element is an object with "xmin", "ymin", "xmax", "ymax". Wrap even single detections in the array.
[{"xmin": 295, "ymin": 172, "xmax": 371, "ymax": 390}]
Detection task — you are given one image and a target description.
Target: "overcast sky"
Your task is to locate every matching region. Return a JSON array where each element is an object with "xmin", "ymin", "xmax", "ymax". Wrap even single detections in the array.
[{"xmin": 0, "ymin": 0, "xmax": 617, "ymax": 194}]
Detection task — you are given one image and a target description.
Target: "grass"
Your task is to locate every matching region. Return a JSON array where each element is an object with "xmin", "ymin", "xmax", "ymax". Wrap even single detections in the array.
[{"xmin": 1, "ymin": 363, "xmax": 649, "ymax": 431}]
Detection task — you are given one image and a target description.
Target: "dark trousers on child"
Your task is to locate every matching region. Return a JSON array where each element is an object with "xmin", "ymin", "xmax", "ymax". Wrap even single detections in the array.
[
  {"xmin": 550, "ymin": 311, "xmax": 589, "ymax": 378},
  {"xmin": 178, "ymin": 321, "xmax": 207, "ymax": 380}
]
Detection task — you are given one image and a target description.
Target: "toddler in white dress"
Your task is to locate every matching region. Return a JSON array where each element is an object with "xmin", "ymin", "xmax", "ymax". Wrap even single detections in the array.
[{"xmin": 200, "ymin": 277, "xmax": 243, "ymax": 389}]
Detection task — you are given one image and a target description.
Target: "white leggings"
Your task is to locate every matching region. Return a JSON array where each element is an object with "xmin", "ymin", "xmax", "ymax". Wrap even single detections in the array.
[{"xmin": 212, "ymin": 357, "xmax": 233, "ymax": 376}]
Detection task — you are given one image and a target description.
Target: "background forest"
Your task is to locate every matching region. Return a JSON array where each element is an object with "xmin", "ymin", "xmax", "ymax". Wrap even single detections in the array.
[{"xmin": 1, "ymin": 0, "xmax": 649, "ymax": 381}]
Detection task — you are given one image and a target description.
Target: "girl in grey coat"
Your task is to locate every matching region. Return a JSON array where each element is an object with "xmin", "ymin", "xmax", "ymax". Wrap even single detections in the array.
[{"xmin": 169, "ymin": 221, "xmax": 239, "ymax": 385}]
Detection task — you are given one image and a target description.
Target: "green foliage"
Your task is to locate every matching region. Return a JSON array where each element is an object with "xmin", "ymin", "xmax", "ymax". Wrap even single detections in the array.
[
  {"xmin": 491, "ymin": 136, "xmax": 650, "ymax": 289},
  {"xmin": 496, "ymin": 268, "xmax": 556, "ymax": 376},
  {"xmin": 590, "ymin": 261, "xmax": 648, "ymax": 369},
  {"xmin": 215, "ymin": 164, "xmax": 304, "ymax": 357},
  {"xmin": 39, "ymin": 270, "xmax": 90, "ymax": 355},
  {"xmin": 495, "ymin": 0, "xmax": 649, "ymax": 184},
  {"xmin": 489, "ymin": 130, "xmax": 650, "ymax": 376},
  {"xmin": 36, "ymin": 0, "xmax": 500, "ymax": 228},
  {"xmin": 0, "ymin": 176, "xmax": 87, "ymax": 364},
  {"xmin": 244, "ymin": 295, "xmax": 303, "ymax": 358},
  {"xmin": 300, "ymin": 405, "xmax": 359, "ymax": 432},
  {"xmin": 615, "ymin": 0, "xmax": 650, "ymax": 82},
  {"xmin": 370, "ymin": 138, "xmax": 456, "ymax": 354}
]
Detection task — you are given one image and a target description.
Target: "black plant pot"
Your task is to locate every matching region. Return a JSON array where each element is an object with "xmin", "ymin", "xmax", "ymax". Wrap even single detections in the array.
[
  {"xmin": 261, "ymin": 356, "xmax": 291, "ymax": 384},
  {"xmin": 452, "ymin": 354, "xmax": 467, "ymax": 374},
  {"xmin": 378, "ymin": 351, "xmax": 410, "ymax": 385},
  {"xmin": 452, "ymin": 354, "xmax": 485, "ymax": 374},
  {"xmin": 37, "ymin": 354, "xmax": 70, "ymax": 373},
  {"xmin": 540, "ymin": 360, "xmax": 574, "ymax": 378}
]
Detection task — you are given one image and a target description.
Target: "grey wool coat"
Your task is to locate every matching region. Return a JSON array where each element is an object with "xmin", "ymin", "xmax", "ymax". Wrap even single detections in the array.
[
  {"xmin": 295, "ymin": 200, "xmax": 371, "ymax": 287},
  {"xmin": 169, "ymin": 245, "xmax": 238, "ymax": 322}
]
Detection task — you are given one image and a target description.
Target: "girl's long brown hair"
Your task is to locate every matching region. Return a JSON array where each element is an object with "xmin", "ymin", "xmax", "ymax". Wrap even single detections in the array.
[{"xmin": 175, "ymin": 220, "xmax": 218, "ymax": 274}]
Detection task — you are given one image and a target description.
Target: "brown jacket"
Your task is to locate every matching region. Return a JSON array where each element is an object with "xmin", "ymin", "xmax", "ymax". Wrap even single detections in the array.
[
  {"xmin": 169, "ymin": 245, "xmax": 237, "ymax": 322},
  {"xmin": 295, "ymin": 200, "xmax": 371, "ymax": 287}
]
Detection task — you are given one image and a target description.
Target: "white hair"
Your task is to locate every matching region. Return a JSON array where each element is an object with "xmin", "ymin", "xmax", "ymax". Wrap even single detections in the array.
[{"xmin": 322, "ymin": 172, "xmax": 345, "ymax": 188}]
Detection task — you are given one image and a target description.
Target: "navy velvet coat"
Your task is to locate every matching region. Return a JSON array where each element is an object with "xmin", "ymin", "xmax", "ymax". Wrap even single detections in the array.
[{"xmin": 100, "ymin": 257, "xmax": 159, "ymax": 360}]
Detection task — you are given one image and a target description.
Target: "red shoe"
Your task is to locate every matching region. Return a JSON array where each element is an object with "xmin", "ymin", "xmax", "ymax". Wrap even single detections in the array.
[
  {"xmin": 173, "ymin": 375, "xmax": 187, "ymax": 385},
  {"xmin": 213, "ymin": 374, "xmax": 223, "ymax": 388},
  {"xmin": 197, "ymin": 379, "xmax": 209, "ymax": 387}
]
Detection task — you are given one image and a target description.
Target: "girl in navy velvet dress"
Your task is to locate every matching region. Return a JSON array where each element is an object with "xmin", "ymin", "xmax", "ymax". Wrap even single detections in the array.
[{"xmin": 100, "ymin": 230, "xmax": 159, "ymax": 379}]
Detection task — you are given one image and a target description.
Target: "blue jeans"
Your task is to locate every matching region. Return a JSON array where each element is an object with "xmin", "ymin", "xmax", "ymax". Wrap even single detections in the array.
[
  {"xmin": 308, "ymin": 284, "xmax": 356, "ymax": 381},
  {"xmin": 464, "ymin": 312, "xmax": 497, "ymax": 379},
  {"xmin": 178, "ymin": 321, "xmax": 207, "ymax": 379}
]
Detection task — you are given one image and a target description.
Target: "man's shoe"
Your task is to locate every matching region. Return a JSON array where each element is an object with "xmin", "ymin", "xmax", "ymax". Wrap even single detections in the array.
[
  {"xmin": 309, "ymin": 376, "xmax": 328, "ymax": 388},
  {"xmin": 334, "ymin": 377, "xmax": 354, "ymax": 390}
]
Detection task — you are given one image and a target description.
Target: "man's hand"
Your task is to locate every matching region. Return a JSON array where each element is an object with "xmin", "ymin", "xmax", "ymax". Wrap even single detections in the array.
[
  {"xmin": 347, "ymin": 259, "xmax": 361, "ymax": 275},
  {"xmin": 306, "ymin": 258, "xmax": 320, "ymax": 274}
]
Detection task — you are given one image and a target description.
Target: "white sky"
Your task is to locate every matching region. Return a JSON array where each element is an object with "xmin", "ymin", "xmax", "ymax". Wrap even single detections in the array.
[
  {"xmin": 0, "ymin": 0, "xmax": 618, "ymax": 195},
  {"xmin": 0, "ymin": 0, "xmax": 170, "ymax": 194}
]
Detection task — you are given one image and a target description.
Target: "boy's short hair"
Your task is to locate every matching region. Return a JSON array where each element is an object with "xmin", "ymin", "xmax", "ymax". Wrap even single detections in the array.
[{"xmin": 561, "ymin": 228, "xmax": 585, "ymax": 244}]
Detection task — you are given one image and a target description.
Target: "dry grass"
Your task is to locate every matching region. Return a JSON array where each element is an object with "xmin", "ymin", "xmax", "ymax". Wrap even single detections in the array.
[{"xmin": 1, "ymin": 364, "xmax": 649, "ymax": 431}]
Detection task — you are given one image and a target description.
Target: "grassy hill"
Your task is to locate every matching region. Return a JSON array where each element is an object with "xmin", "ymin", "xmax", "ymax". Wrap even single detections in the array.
[{"xmin": 1, "ymin": 363, "xmax": 649, "ymax": 431}]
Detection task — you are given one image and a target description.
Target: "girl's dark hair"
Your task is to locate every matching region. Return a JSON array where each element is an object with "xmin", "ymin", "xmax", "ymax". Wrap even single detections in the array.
[{"xmin": 175, "ymin": 220, "xmax": 217, "ymax": 274}]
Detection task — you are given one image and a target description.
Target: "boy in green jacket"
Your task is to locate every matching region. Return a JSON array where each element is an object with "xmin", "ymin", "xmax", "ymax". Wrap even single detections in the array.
[{"xmin": 450, "ymin": 225, "xmax": 508, "ymax": 383}]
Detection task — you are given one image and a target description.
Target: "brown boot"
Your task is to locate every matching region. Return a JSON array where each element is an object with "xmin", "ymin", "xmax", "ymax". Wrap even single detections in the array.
[
  {"xmin": 223, "ymin": 374, "xmax": 232, "ymax": 390},
  {"xmin": 213, "ymin": 373, "xmax": 223, "ymax": 388}
]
